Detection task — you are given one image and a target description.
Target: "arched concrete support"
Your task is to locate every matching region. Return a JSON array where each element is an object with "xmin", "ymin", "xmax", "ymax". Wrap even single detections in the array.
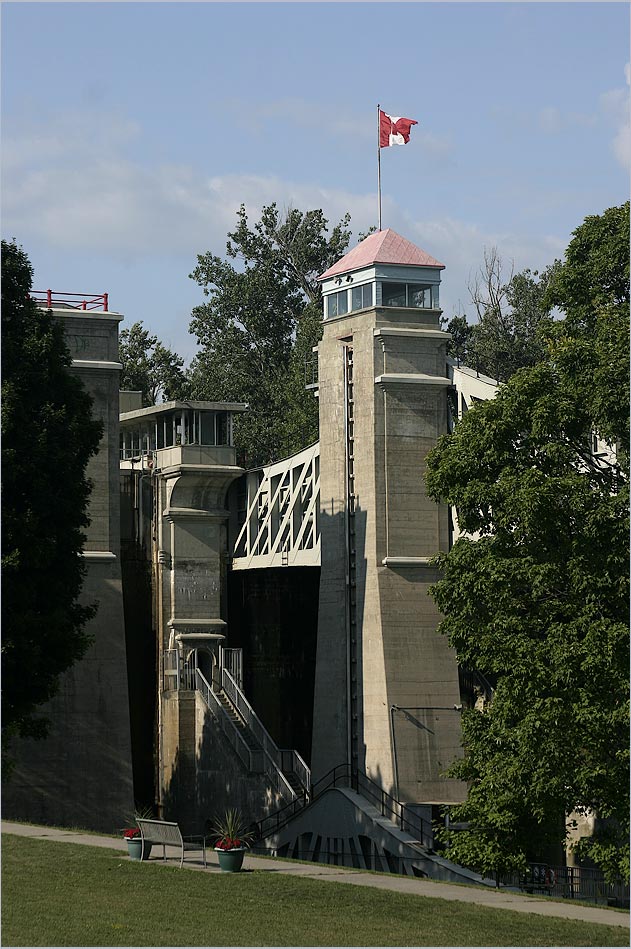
[{"xmin": 259, "ymin": 786, "xmax": 494, "ymax": 885}]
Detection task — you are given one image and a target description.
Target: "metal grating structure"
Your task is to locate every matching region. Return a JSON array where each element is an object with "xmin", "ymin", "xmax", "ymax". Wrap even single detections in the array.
[{"xmin": 231, "ymin": 442, "xmax": 320, "ymax": 570}]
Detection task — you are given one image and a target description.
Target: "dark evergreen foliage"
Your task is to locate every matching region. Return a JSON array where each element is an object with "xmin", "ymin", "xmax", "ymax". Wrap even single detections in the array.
[{"xmin": 1, "ymin": 240, "xmax": 103, "ymax": 751}]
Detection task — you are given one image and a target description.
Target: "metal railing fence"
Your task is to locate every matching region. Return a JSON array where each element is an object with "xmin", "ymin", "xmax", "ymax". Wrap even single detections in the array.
[
  {"xmin": 499, "ymin": 863, "xmax": 630, "ymax": 907},
  {"xmin": 256, "ymin": 763, "xmax": 433, "ymax": 849},
  {"xmin": 221, "ymin": 647, "xmax": 243, "ymax": 689},
  {"xmin": 31, "ymin": 290, "xmax": 109, "ymax": 311},
  {"xmin": 254, "ymin": 793, "xmax": 309, "ymax": 839},
  {"xmin": 163, "ymin": 649, "xmax": 197, "ymax": 691},
  {"xmin": 311, "ymin": 764, "xmax": 434, "ymax": 849},
  {"xmin": 195, "ymin": 669, "xmax": 301, "ymax": 806},
  {"xmin": 195, "ymin": 669, "xmax": 263, "ymax": 773},
  {"xmin": 220, "ymin": 668, "xmax": 310, "ymax": 795}
]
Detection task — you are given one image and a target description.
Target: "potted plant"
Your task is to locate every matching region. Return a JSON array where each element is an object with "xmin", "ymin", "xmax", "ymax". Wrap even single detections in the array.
[
  {"xmin": 122, "ymin": 805, "xmax": 154, "ymax": 861},
  {"xmin": 210, "ymin": 808, "xmax": 254, "ymax": 873}
]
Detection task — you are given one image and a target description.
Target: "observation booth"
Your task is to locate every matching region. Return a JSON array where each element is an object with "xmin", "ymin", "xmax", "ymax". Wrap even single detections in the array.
[
  {"xmin": 320, "ymin": 227, "xmax": 443, "ymax": 322},
  {"xmin": 119, "ymin": 398, "xmax": 242, "ymax": 467}
]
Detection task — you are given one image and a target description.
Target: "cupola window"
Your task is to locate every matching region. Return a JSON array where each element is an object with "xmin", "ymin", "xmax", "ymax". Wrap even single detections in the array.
[
  {"xmin": 327, "ymin": 282, "xmax": 373, "ymax": 318},
  {"xmin": 381, "ymin": 281, "xmax": 437, "ymax": 309},
  {"xmin": 351, "ymin": 283, "xmax": 373, "ymax": 311},
  {"xmin": 327, "ymin": 289, "xmax": 349, "ymax": 318}
]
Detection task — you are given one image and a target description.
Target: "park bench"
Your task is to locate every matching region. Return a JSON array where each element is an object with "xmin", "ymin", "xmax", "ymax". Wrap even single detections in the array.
[{"xmin": 137, "ymin": 818, "xmax": 207, "ymax": 868}]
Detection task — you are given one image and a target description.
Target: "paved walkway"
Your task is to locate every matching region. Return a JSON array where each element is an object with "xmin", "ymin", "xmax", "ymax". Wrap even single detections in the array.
[{"xmin": 3, "ymin": 821, "xmax": 628, "ymax": 931}]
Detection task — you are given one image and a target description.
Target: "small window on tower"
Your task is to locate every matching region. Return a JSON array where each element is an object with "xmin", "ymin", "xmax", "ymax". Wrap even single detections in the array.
[
  {"xmin": 382, "ymin": 282, "xmax": 406, "ymax": 307},
  {"xmin": 327, "ymin": 290, "xmax": 348, "ymax": 317},
  {"xmin": 408, "ymin": 284, "xmax": 431, "ymax": 308},
  {"xmin": 351, "ymin": 284, "xmax": 373, "ymax": 311}
]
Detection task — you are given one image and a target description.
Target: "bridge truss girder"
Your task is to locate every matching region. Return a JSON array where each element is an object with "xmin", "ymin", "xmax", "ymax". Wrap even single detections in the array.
[{"xmin": 231, "ymin": 442, "xmax": 320, "ymax": 570}]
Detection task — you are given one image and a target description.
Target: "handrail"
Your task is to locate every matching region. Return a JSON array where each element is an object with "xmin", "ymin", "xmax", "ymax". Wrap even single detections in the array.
[
  {"xmin": 196, "ymin": 669, "xmax": 258, "ymax": 774},
  {"xmin": 31, "ymin": 290, "xmax": 109, "ymax": 311},
  {"xmin": 253, "ymin": 791, "xmax": 308, "ymax": 840},
  {"xmin": 312, "ymin": 763, "xmax": 433, "ymax": 849},
  {"xmin": 163, "ymin": 649, "xmax": 196, "ymax": 691},
  {"xmin": 200, "ymin": 668, "xmax": 297, "ymax": 804},
  {"xmin": 220, "ymin": 668, "xmax": 311, "ymax": 794}
]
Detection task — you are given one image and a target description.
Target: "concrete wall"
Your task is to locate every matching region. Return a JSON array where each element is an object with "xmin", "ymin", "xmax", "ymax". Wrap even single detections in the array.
[
  {"xmin": 152, "ymin": 447, "xmax": 246, "ymax": 825},
  {"xmin": 2, "ymin": 310, "xmax": 135, "ymax": 833},
  {"xmin": 160, "ymin": 691, "xmax": 284, "ymax": 835},
  {"xmin": 312, "ymin": 304, "xmax": 465, "ymax": 805}
]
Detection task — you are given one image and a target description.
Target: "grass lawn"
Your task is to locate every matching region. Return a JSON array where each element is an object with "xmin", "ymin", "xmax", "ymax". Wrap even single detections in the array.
[{"xmin": 2, "ymin": 834, "xmax": 628, "ymax": 947}]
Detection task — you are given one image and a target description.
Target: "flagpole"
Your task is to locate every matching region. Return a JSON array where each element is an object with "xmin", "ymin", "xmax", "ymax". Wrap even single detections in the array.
[{"xmin": 377, "ymin": 103, "xmax": 382, "ymax": 231}]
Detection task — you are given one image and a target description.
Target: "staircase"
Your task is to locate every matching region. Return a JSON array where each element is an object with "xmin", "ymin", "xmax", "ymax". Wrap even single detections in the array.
[
  {"xmin": 190, "ymin": 662, "xmax": 310, "ymax": 808},
  {"xmin": 163, "ymin": 649, "xmax": 311, "ymax": 810},
  {"xmin": 216, "ymin": 691, "xmax": 260, "ymax": 754},
  {"xmin": 252, "ymin": 764, "xmax": 494, "ymax": 886},
  {"xmin": 283, "ymin": 770, "xmax": 304, "ymax": 797},
  {"xmin": 213, "ymin": 677, "xmax": 310, "ymax": 805}
]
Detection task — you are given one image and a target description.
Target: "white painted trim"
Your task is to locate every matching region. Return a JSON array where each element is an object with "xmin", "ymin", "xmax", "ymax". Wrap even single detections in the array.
[
  {"xmin": 382, "ymin": 557, "xmax": 435, "ymax": 566},
  {"xmin": 81, "ymin": 550, "xmax": 117, "ymax": 561},
  {"xmin": 374, "ymin": 327, "xmax": 450, "ymax": 340},
  {"xmin": 72, "ymin": 360, "xmax": 123, "ymax": 370},
  {"xmin": 375, "ymin": 373, "xmax": 451, "ymax": 387}
]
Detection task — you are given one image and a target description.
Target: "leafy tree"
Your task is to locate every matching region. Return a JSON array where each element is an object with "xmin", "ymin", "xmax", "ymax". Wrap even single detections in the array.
[
  {"xmin": 444, "ymin": 314, "xmax": 474, "ymax": 365},
  {"xmin": 188, "ymin": 203, "xmax": 351, "ymax": 467},
  {"xmin": 425, "ymin": 204, "xmax": 629, "ymax": 883},
  {"xmin": 467, "ymin": 248, "xmax": 558, "ymax": 381},
  {"xmin": 1, "ymin": 241, "xmax": 103, "ymax": 753},
  {"xmin": 119, "ymin": 321, "xmax": 187, "ymax": 406}
]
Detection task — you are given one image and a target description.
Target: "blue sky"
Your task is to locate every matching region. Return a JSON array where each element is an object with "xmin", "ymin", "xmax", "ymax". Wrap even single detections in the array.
[{"xmin": 2, "ymin": 1, "xmax": 629, "ymax": 361}]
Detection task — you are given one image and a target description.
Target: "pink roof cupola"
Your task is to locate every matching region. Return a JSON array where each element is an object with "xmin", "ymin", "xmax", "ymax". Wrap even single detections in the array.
[{"xmin": 318, "ymin": 228, "xmax": 445, "ymax": 281}]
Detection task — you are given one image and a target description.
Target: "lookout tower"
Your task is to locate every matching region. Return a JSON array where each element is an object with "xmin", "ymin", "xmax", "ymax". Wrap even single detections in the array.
[{"xmin": 311, "ymin": 229, "xmax": 465, "ymax": 806}]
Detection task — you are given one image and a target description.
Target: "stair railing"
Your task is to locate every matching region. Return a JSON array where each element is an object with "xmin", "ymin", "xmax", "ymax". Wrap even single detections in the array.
[
  {"xmin": 253, "ymin": 790, "xmax": 308, "ymax": 840},
  {"xmin": 199, "ymin": 668, "xmax": 298, "ymax": 804},
  {"xmin": 220, "ymin": 667, "xmax": 311, "ymax": 795},
  {"xmin": 163, "ymin": 648, "xmax": 197, "ymax": 691},
  {"xmin": 312, "ymin": 763, "xmax": 434, "ymax": 849},
  {"xmin": 196, "ymin": 669, "xmax": 264, "ymax": 774},
  {"xmin": 279, "ymin": 750, "xmax": 310, "ymax": 797}
]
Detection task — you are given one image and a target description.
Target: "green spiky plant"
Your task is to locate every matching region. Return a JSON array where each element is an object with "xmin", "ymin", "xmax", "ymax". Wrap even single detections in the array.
[{"xmin": 210, "ymin": 808, "xmax": 255, "ymax": 850}]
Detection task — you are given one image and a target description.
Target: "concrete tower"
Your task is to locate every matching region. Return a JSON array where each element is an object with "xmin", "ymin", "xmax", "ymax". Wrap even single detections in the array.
[
  {"xmin": 2, "ymin": 300, "xmax": 135, "ymax": 832},
  {"xmin": 311, "ymin": 229, "xmax": 465, "ymax": 806}
]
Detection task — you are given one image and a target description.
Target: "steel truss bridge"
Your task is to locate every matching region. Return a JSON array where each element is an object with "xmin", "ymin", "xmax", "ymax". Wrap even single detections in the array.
[{"xmin": 229, "ymin": 365, "xmax": 499, "ymax": 571}]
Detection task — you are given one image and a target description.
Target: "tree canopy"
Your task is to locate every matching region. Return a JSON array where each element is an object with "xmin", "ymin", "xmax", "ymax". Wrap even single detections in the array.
[
  {"xmin": 119, "ymin": 321, "xmax": 187, "ymax": 406},
  {"xmin": 462, "ymin": 249, "xmax": 559, "ymax": 382},
  {"xmin": 1, "ymin": 241, "xmax": 103, "ymax": 753},
  {"xmin": 187, "ymin": 203, "xmax": 351, "ymax": 467},
  {"xmin": 426, "ymin": 203, "xmax": 630, "ymax": 882}
]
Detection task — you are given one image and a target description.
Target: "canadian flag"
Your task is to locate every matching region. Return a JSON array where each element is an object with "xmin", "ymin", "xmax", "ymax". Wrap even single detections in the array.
[{"xmin": 379, "ymin": 110, "xmax": 418, "ymax": 147}]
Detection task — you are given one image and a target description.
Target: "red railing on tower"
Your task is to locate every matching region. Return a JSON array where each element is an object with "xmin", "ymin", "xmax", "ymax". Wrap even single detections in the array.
[{"xmin": 31, "ymin": 290, "xmax": 109, "ymax": 312}]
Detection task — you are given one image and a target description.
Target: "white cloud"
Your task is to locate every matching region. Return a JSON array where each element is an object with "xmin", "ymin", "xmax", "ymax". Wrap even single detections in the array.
[
  {"xmin": 223, "ymin": 95, "xmax": 454, "ymax": 162},
  {"xmin": 398, "ymin": 214, "xmax": 567, "ymax": 322},
  {"xmin": 3, "ymin": 111, "xmax": 384, "ymax": 260},
  {"xmin": 599, "ymin": 64, "xmax": 631, "ymax": 171},
  {"xmin": 537, "ymin": 105, "xmax": 598, "ymax": 134},
  {"xmin": 3, "ymin": 108, "xmax": 568, "ymax": 332}
]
